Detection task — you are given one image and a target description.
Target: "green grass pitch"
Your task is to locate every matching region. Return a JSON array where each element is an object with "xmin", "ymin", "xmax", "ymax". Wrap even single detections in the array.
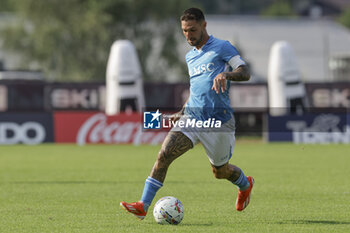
[{"xmin": 0, "ymin": 142, "xmax": 350, "ymax": 233}]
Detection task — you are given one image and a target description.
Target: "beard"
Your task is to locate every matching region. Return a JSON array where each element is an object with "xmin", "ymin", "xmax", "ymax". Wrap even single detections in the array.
[{"xmin": 188, "ymin": 31, "xmax": 204, "ymax": 47}]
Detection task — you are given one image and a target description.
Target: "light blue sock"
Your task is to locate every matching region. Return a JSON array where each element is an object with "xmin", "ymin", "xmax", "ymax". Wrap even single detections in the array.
[
  {"xmin": 140, "ymin": 176, "xmax": 163, "ymax": 211},
  {"xmin": 232, "ymin": 169, "xmax": 250, "ymax": 191}
]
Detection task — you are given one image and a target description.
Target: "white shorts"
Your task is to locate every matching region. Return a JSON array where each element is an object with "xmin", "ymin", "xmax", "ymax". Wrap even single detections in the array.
[{"xmin": 171, "ymin": 116, "xmax": 235, "ymax": 166}]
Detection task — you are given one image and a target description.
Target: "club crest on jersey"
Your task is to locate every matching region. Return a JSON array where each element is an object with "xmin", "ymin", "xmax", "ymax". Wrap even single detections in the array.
[{"xmin": 189, "ymin": 62, "xmax": 215, "ymax": 76}]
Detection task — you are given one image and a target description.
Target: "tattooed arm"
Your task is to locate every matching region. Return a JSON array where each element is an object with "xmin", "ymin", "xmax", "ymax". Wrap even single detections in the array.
[
  {"xmin": 211, "ymin": 65, "xmax": 250, "ymax": 94},
  {"xmin": 223, "ymin": 65, "xmax": 250, "ymax": 82}
]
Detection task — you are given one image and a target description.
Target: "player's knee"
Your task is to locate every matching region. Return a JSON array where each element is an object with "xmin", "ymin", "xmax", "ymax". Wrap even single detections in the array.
[
  {"xmin": 156, "ymin": 149, "xmax": 172, "ymax": 167},
  {"xmin": 212, "ymin": 167, "xmax": 226, "ymax": 179}
]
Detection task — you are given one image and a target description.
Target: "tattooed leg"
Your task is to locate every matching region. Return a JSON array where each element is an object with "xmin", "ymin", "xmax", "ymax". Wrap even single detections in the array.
[
  {"xmin": 150, "ymin": 131, "xmax": 193, "ymax": 183},
  {"xmin": 211, "ymin": 163, "xmax": 242, "ymax": 182}
]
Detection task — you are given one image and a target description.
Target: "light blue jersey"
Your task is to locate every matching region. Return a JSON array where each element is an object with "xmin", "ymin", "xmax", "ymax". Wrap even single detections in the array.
[{"xmin": 185, "ymin": 35, "xmax": 245, "ymax": 123}]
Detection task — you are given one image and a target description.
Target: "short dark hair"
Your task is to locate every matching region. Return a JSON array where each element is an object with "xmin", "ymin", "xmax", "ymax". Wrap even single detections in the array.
[{"xmin": 180, "ymin": 8, "xmax": 205, "ymax": 22}]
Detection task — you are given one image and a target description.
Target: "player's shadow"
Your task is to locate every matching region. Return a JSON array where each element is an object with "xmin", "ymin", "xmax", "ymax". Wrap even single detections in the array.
[{"xmin": 276, "ymin": 220, "xmax": 350, "ymax": 225}]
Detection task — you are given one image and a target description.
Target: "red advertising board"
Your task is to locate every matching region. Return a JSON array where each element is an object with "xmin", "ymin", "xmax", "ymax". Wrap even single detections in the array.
[{"xmin": 54, "ymin": 112, "xmax": 167, "ymax": 145}]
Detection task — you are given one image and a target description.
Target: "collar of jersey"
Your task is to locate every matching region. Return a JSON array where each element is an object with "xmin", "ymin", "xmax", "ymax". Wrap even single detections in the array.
[{"xmin": 193, "ymin": 35, "xmax": 214, "ymax": 53}]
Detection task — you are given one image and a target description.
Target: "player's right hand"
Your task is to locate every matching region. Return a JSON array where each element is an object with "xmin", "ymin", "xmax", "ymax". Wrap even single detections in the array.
[{"xmin": 212, "ymin": 72, "xmax": 227, "ymax": 94}]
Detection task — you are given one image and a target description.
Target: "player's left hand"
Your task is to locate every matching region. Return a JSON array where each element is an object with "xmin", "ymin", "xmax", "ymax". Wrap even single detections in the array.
[{"xmin": 211, "ymin": 73, "xmax": 227, "ymax": 94}]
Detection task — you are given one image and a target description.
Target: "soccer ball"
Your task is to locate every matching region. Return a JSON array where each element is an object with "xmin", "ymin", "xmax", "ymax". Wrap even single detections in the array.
[{"xmin": 153, "ymin": 196, "xmax": 184, "ymax": 225}]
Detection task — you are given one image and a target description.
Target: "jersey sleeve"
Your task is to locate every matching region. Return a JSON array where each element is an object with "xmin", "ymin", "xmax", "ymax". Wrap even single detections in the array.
[
  {"xmin": 221, "ymin": 41, "xmax": 246, "ymax": 69},
  {"xmin": 221, "ymin": 41, "xmax": 240, "ymax": 62}
]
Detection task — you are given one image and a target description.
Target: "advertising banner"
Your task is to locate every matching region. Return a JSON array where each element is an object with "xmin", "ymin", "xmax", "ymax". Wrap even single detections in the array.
[
  {"xmin": 305, "ymin": 83, "xmax": 350, "ymax": 108},
  {"xmin": 1, "ymin": 81, "xmax": 349, "ymax": 113},
  {"xmin": 54, "ymin": 112, "xmax": 167, "ymax": 145},
  {"xmin": 230, "ymin": 84, "xmax": 268, "ymax": 112},
  {"xmin": 268, "ymin": 113, "xmax": 350, "ymax": 144},
  {"xmin": 0, "ymin": 113, "xmax": 54, "ymax": 144},
  {"xmin": 1, "ymin": 81, "xmax": 46, "ymax": 112},
  {"xmin": 45, "ymin": 83, "xmax": 105, "ymax": 111},
  {"xmin": 0, "ymin": 85, "xmax": 7, "ymax": 112}
]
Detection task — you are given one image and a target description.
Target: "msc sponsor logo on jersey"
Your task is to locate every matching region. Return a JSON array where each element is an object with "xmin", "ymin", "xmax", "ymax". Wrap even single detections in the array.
[{"xmin": 189, "ymin": 63, "xmax": 215, "ymax": 77}]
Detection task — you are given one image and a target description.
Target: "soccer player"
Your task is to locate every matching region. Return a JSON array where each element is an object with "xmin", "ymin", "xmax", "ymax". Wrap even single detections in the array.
[{"xmin": 120, "ymin": 7, "xmax": 254, "ymax": 220}]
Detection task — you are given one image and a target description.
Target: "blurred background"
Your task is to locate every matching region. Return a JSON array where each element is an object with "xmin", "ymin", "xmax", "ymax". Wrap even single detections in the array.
[{"xmin": 0, "ymin": 0, "xmax": 349, "ymax": 145}]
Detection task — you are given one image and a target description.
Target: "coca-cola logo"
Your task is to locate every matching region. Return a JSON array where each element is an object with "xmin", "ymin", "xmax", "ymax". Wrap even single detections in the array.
[{"xmin": 76, "ymin": 113, "xmax": 167, "ymax": 145}]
